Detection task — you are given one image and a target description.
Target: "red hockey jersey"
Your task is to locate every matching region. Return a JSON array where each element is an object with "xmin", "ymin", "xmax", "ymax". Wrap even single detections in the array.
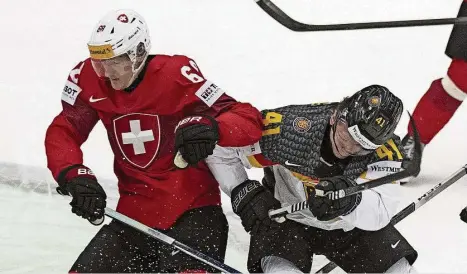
[{"xmin": 45, "ymin": 55, "xmax": 263, "ymax": 229}]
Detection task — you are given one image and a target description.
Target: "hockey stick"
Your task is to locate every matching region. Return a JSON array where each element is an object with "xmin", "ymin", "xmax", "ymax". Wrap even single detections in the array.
[
  {"xmin": 255, "ymin": 0, "xmax": 467, "ymax": 32},
  {"xmin": 316, "ymin": 164, "xmax": 467, "ymax": 273},
  {"xmin": 174, "ymin": 151, "xmax": 189, "ymax": 168},
  {"xmin": 92, "ymin": 208, "xmax": 242, "ymax": 274},
  {"xmin": 269, "ymin": 112, "xmax": 421, "ymax": 220},
  {"xmin": 60, "ymin": 189, "xmax": 239, "ymax": 272},
  {"xmin": 460, "ymin": 206, "xmax": 467, "ymax": 223}
]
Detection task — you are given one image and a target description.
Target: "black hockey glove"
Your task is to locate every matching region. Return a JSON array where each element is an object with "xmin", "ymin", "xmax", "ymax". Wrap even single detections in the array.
[
  {"xmin": 231, "ymin": 179, "xmax": 281, "ymax": 234},
  {"xmin": 308, "ymin": 176, "xmax": 362, "ymax": 221},
  {"xmin": 56, "ymin": 165, "xmax": 107, "ymax": 222},
  {"xmin": 174, "ymin": 115, "xmax": 219, "ymax": 166}
]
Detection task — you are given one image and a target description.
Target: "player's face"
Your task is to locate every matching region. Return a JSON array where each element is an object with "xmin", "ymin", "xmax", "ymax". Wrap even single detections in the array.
[
  {"xmin": 330, "ymin": 118, "xmax": 372, "ymax": 159},
  {"xmin": 91, "ymin": 54, "xmax": 134, "ymax": 90}
]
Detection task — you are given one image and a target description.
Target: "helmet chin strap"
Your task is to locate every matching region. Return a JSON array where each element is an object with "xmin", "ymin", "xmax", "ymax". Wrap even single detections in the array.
[
  {"xmin": 330, "ymin": 117, "xmax": 346, "ymax": 158},
  {"xmin": 330, "ymin": 109, "xmax": 345, "ymax": 157},
  {"xmin": 124, "ymin": 51, "xmax": 149, "ymax": 89}
]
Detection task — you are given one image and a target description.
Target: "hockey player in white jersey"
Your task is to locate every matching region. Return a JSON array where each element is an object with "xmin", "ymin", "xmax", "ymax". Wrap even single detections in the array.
[{"xmin": 205, "ymin": 85, "xmax": 418, "ymax": 273}]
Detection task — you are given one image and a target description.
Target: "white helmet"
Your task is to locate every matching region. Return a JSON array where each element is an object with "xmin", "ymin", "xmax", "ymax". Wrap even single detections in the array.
[{"xmin": 87, "ymin": 9, "xmax": 151, "ymax": 80}]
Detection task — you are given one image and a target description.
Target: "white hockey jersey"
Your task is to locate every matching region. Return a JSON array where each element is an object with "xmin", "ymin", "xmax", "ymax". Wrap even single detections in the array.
[{"xmin": 206, "ymin": 142, "xmax": 403, "ymax": 232}]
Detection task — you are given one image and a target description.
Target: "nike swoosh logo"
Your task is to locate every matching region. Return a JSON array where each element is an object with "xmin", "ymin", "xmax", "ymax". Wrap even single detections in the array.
[
  {"xmin": 391, "ymin": 240, "xmax": 401, "ymax": 248},
  {"xmin": 171, "ymin": 249, "xmax": 180, "ymax": 256},
  {"xmin": 89, "ymin": 95, "xmax": 107, "ymax": 103},
  {"xmin": 284, "ymin": 160, "xmax": 301, "ymax": 167}
]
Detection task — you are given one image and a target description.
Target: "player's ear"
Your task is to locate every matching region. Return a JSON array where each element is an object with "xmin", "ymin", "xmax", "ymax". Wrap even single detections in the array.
[
  {"xmin": 330, "ymin": 111, "xmax": 337, "ymax": 125},
  {"xmin": 134, "ymin": 42, "xmax": 147, "ymax": 68}
]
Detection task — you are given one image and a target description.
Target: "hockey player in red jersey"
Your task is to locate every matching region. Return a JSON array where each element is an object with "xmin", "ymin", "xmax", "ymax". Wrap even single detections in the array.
[
  {"xmin": 401, "ymin": 1, "xmax": 467, "ymax": 181},
  {"xmin": 44, "ymin": 9, "xmax": 262, "ymax": 273}
]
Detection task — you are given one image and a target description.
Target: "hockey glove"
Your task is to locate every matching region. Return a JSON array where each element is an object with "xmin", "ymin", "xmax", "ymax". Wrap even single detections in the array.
[
  {"xmin": 308, "ymin": 176, "xmax": 361, "ymax": 221},
  {"xmin": 231, "ymin": 180, "xmax": 281, "ymax": 234},
  {"xmin": 56, "ymin": 165, "xmax": 107, "ymax": 222},
  {"xmin": 174, "ymin": 115, "xmax": 219, "ymax": 166}
]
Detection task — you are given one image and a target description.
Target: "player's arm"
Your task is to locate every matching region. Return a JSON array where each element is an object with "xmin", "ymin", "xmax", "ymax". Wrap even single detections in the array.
[
  {"xmin": 45, "ymin": 99, "xmax": 98, "ymax": 176},
  {"xmin": 205, "ymin": 146, "xmax": 250, "ymax": 196},
  {"xmin": 169, "ymin": 56, "xmax": 263, "ymax": 165},
  {"xmin": 45, "ymin": 61, "xmax": 106, "ymax": 222},
  {"xmin": 205, "ymin": 144, "xmax": 280, "ymax": 234},
  {"xmin": 45, "ymin": 62, "xmax": 99, "ymax": 177},
  {"xmin": 206, "ymin": 142, "xmax": 272, "ymax": 195},
  {"xmin": 339, "ymin": 137, "xmax": 404, "ymax": 230}
]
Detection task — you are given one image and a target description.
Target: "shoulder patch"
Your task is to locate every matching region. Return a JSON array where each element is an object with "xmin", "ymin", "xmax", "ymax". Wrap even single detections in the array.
[
  {"xmin": 61, "ymin": 62, "xmax": 85, "ymax": 105},
  {"xmin": 195, "ymin": 80, "xmax": 225, "ymax": 107},
  {"xmin": 62, "ymin": 80, "xmax": 82, "ymax": 105}
]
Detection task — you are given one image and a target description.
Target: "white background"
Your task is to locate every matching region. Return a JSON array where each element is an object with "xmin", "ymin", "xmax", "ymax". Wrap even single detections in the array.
[{"xmin": 1, "ymin": 0, "xmax": 466, "ymax": 273}]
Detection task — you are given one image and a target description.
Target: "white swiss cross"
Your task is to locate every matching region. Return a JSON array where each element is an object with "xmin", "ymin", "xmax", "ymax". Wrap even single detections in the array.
[{"xmin": 121, "ymin": 120, "xmax": 155, "ymax": 155}]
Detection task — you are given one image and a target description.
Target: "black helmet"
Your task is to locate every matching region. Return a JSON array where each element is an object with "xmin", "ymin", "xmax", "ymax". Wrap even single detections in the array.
[{"xmin": 335, "ymin": 85, "xmax": 403, "ymax": 149}]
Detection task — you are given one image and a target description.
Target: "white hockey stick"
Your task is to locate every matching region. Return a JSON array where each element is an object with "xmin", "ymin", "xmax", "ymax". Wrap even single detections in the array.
[{"xmin": 316, "ymin": 164, "xmax": 467, "ymax": 273}]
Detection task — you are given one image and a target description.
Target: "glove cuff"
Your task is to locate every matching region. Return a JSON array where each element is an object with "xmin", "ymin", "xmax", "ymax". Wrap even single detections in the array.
[
  {"xmin": 57, "ymin": 164, "xmax": 96, "ymax": 191},
  {"xmin": 174, "ymin": 114, "xmax": 219, "ymax": 133},
  {"xmin": 339, "ymin": 177, "xmax": 361, "ymax": 216},
  {"xmin": 343, "ymin": 192, "xmax": 362, "ymax": 216},
  {"xmin": 231, "ymin": 180, "xmax": 263, "ymax": 213}
]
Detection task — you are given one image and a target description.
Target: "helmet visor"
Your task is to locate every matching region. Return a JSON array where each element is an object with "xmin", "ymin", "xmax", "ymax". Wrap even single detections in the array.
[{"xmin": 90, "ymin": 54, "xmax": 133, "ymax": 78}]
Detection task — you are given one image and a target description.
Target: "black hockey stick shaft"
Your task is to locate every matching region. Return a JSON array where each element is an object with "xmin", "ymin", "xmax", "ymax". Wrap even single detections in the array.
[
  {"xmin": 93, "ymin": 208, "xmax": 241, "ymax": 274},
  {"xmin": 269, "ymin": 112, "xmax": 421, "ymax": 220},
  {"xmin": 316, "ymin": 112, "xmax": 421, "ymax": 200},
  {"xmin": 256, "ymin": 0, "xmax": 467, "ymax": 32},
  {"xmin": 460, "ymin": 206, "xmax": 467, "ymax": 223},
  {"xmin": 316, "ymin": 164, "xmax": 467, "ymax": 273}
]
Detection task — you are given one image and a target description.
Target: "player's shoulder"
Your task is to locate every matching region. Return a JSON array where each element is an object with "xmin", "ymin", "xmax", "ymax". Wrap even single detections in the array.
[
  {"xmin": 372, "ymin": 134, "xmax": 404, "ymax": 162},
  {"xmin": 161, "ymin": 54, "xmax": 202, "ymax": 74},
  {"xmin": 66, "ymin": 58, "xmax": 91, "ymax": 84},
  {"xmin": 361, "ymin": 135, "xmax": 404, "ymax": 180},
  {"xmin": 168, "ymin": 54, "xmax": 199, "ymax": 66},
  {"xmin": 61, "ymin": 58, "xmax": 95, "ymax": 105},
  {"xmin": 148, "ymin": 54, "xmax": 207, "ymax": 92},
  {"xmin": 149, "ymin": 54, "xmax": 199, "ymax": 70},
  {"xmin": 146, "ymin": 54, "xmax": 204, "ymax": 82}
]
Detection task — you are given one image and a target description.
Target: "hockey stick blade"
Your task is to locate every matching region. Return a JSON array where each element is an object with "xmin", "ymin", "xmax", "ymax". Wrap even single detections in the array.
[
  {"xmin": 460, "ymin": 206, "xmax": 467, "ymax": 223},
  {"xmin": 174, "ymin": 151, "xmax": 188, "ymax": 169},
  {"xmin": 256, "ymin": 0, "xmax": 467, "ymax": 31}
]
